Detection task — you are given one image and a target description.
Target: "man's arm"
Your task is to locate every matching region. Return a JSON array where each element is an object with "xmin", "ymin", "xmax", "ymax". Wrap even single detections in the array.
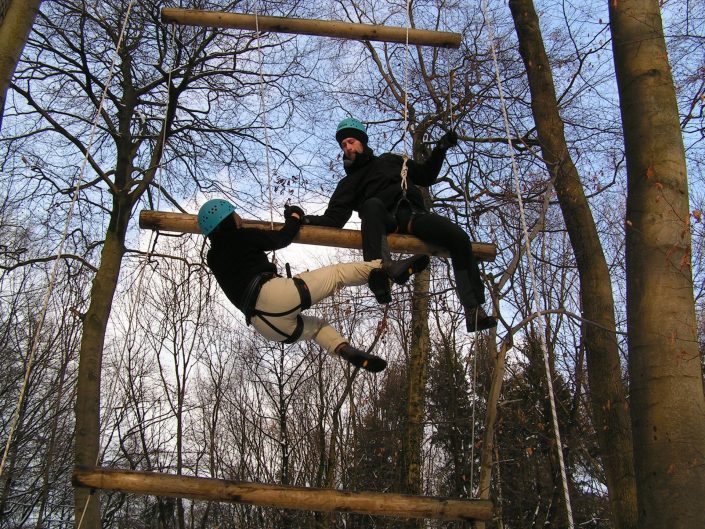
[
  {"xmin": 302, "ymin": 179, "xmax": 354, "ymax": 228},
  {"xmin": 244, "ymin": 206, "xmax": 304, "ymax": 250},
  {"xmin": 408, "ymin": 130, "xmax": 458, "ymax": 187}
]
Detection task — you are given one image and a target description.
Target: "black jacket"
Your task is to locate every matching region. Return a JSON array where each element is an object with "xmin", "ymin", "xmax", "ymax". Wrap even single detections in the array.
[
  {"xmin": 207, "ymin": 217, "xmax": 301, "ymax": 311},
  {"xmin": 305, "ymin": 146, "xmax": 448, "ymax": 228}
]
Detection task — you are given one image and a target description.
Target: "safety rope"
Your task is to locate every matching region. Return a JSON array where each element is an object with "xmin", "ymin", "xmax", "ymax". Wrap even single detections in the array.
[
  {"xmin": 254, "ymin": 4, "xmax": 275, "ymax": 232},
  {"xmin": 0, "ymin": 0, "xmax": 137, "ymax": 480},
  {"xmin": 399, "ymin": 0, "xmax": 412, "ymax": 197},
  {"xmin": 480, "ymin": 0, "xmax": 574, "ymax": 526}
]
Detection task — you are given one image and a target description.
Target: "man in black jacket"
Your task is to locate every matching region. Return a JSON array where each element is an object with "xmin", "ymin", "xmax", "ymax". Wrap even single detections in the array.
[
  {"xmin": 198, "ymin": 198, "xmax": 429, "ymax": 372},
  {"xmin": 303, "ymin": 118, "xmax": 496, "ymax": 332}
]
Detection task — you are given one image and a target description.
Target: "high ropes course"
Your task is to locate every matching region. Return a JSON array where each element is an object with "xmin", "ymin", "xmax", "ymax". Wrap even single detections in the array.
[{"xmin": 68, "ymin": 4, "xmax": 497, "ymax": 524}]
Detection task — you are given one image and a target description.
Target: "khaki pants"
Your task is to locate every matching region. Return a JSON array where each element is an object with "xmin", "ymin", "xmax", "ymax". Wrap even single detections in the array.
[{"xmin": 251, "ymin": 260, "xmax": 382, "ymax": 354}]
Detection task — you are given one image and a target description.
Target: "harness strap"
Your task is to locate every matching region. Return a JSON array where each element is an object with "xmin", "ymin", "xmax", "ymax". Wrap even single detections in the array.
[
  {"xmin": 241, "ymin": 272, "xmax": 277, "ymax": 325},
  {"xmin": 256, "ymin": 313, "xmax": 305, "ymax": 344},
  {"xmin": 293, "ymin": 276, "xmax": 311, "ymax": 310},
  {"xmin": 251, "ymin": 276, "xmax": 311, "ymax": 343}
]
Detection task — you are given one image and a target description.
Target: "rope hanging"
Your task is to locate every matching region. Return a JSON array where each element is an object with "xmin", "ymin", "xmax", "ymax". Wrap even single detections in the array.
[
  {"xmin": 254, "ymin": 3, "xmax": 275, "ymax": 232},
  {"xmin": 479, "ymin": 0, "xmax": 574, "ymax": 527},
  {"xmin": 399, "ymin": 0, "xmax": 412, "ymax": 197}
]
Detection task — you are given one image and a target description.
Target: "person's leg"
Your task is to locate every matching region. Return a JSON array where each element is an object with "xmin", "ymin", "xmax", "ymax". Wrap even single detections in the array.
[
  {"xmin": 359, "ymin": 197, "xmax": 397, "ymax": 261},
  {"xmin": 251, "ymin": 278, "xmax": 387, "ymax": 372},
  {"xmin": 410, "ymin": 213, "xmax": 496, "ymax": 332},
  {"xmin": 360, "ymin": 198, "xmax": 397, "ymax": 304},
  {"xmin": 297, "ymin": 260, "xmax": 381, "ymax": 305}
]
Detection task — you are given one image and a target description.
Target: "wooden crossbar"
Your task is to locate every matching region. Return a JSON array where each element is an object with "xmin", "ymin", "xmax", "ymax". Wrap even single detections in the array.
[
  {"xmin": 73, "ymin": 467, "xmax": 493, "ymax": 521},
  {"xmin": 161, "ymin": 8, "xmax": 462, "ymax": 49},
  {"xmin": 139, "ymin": 210, "xmax": 497, "ymax": 261}
]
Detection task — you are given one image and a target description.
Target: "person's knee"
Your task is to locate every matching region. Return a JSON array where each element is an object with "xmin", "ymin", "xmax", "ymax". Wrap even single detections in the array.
[{"xmin": 359, "ymin": 197, "xmax": 386, "ymax": 218}]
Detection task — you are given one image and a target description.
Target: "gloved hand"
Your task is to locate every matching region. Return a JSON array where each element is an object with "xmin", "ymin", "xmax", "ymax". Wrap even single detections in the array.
[
  {"xmin": 284, "ymin": 204, "xmax": 305, "ymax": 220},
  {"xmin": 437, "ymin": 130, "xmax": 458, "ymax": 151}
]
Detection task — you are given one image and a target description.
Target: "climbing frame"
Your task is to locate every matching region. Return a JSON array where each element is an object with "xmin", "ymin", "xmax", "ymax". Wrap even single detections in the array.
[
  {"xmin": 73, "ymin": 467, "xmax": 493, "ymax": 521},
  {"xmin": 161, "ymin": 8, "xmax": 462, "ymax": 48},
  {"xmin": 139, "ymin": 210, "xmax": 497, "ymax": 261}
]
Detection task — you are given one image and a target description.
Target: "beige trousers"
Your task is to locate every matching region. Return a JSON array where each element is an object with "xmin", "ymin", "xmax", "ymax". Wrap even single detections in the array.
[{"xmin": 251, "ymin": 260, "xmax": 382, "ymax": 354}]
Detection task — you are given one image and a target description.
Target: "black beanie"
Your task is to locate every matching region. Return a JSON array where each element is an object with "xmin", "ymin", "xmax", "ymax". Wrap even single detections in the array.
[{"xmin": 335, "ymin": 127, "xmax": 368, "ymax": 146}]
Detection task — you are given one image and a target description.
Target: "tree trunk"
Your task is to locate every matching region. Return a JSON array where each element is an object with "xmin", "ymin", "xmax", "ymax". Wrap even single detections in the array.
[
  {"xmin": 403, "ymin": 267, "xmax": 432, "ymax": 500},
  {"xmin": 609, "ymin": 1, "xmax": 705, "ymax": 527},
  {"xmin": 508, "ymin": 1, "xmax": 637, "ymax": 528},
  {"xmin": 74, "ymin": 196, "xmax": 131, "ymax": 529},
  {"xmin": 0, "ymin": 0, "xmax": 42, "ymax": 129}
]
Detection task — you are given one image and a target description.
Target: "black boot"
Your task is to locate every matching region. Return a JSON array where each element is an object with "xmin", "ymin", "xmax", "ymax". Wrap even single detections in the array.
[
  {"xmin": 456, "ymin": 270, "xmax": 496, "ymax": 333},
  {"xmin": 383, "ymin": 254, "xmax": 430, "ymax": 285},
  {"xmin": 464, "ymin": 304, "xmax": 497, "ymax": 332},
  {"xmin": 335, "ymin": 343, "xmax": 387, "ymax": 373},
  {"xmin": 368, "ymin": 268, "xmax": 392, "ymax": 303}
]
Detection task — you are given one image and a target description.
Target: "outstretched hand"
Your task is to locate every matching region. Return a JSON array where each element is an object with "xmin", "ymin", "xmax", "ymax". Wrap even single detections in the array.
[
  {"xmin": 284, "ymin": 204, "xmax": 305, "ymax": 220},
  {"xmin": 437, "ymin": 130, "xmax": 459, "ymax": 151}
]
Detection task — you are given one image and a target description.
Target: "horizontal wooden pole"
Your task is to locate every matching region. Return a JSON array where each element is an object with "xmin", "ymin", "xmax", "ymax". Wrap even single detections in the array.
[
  {"xmin": 161, "ymin": 8, "xmax": 461, "ymax": 49},
  {"xmin": 73, "ymin": 467, "xmax": 493, "ymax": 521},
  {"xmin": 139, "ymin": 210, "xmax": 497, "ymax": 261}
]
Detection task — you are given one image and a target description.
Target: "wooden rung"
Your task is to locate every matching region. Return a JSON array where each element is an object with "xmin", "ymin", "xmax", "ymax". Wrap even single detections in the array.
[
  {"xmin": 73, "ymin": 467, "xmax": 493, "ymax": 521},
  {"xmin": 139, "ymin": 210, "xmax": 497, "ymax": 262},
  {"xmin": 161, "ymin": 8, "xmax": 462, "ymax": 49}
]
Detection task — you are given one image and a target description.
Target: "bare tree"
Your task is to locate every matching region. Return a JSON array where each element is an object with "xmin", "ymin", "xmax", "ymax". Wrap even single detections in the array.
[
  {"xmin": 2, "ymin": 0, "xmax": 313, "ymax": 525},
  {"xmin": 507, "ymin": 1, "xmax": 637, "ymax": 527}
]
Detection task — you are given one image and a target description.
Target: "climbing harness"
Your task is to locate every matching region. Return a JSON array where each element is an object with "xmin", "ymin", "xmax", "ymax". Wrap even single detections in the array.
[{"xmin": 242, "ymin": 273, "xmax": 312, "ymax": 344}]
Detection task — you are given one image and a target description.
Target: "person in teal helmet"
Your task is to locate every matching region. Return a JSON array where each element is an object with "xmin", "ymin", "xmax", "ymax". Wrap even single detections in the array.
[
  {"xmin": 302, "ymin": 118, "xmax": 496, "ymax": 333},
  {"xmin": 198, "ymin": 198, "xmax": 429, "ymax": 372}
]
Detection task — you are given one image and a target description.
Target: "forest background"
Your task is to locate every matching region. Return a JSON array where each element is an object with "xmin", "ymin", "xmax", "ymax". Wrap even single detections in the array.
[{"xmin": 0, "ymin": 0, "xmax": 703, "ymax": 528}]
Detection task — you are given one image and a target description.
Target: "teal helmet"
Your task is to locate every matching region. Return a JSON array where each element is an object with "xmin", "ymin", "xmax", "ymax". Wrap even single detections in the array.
[
  {"xmin": 198, "ymin": 199, "xmax": 235, "ymax": 236},
  {"xmin": 335, "ymin": 117, "xmax": 368, "ymax": 145}
]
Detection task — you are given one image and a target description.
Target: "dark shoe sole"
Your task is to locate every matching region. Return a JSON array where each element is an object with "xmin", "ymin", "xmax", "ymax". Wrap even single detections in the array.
[
  {"xmin": 369, "ymin": 269, "xmax": 392, "ymax": 304},
  {"xmin": 390, "ymin": 254, "xmax": 430, "ymax": 285}
]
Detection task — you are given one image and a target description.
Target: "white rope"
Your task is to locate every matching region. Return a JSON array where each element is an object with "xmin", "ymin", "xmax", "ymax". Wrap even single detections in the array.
[
  {"xmin": 399, "ymin": 0, "xmax": 412, "ymax": 196},
  {"xmin": 0, "ymin": 0, "xmax": 137, "ymax": 479},
  {"xmin": 254, "ymin": 4, "xmax": 275, "ymax": 231},
  {"xmin": 480, "ymin": 0, "xmax": 575, "ymax": 526}
]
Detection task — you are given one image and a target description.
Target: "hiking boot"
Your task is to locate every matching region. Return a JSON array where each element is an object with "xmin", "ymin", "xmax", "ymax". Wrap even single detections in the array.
[
  {"xmin": 464, "ymin": 305, "xmax": 497, "ymax": 333},
  {"xmin": 335, "ymin": 343, "xmax": 387, "ymax": 373},
  {"xmin": 368, "ymin": 268, "xmax": 392, "ymax": 304},
  {"xmin": 383, "ymin": 254, "xmax": 430, "ymax": 285}
]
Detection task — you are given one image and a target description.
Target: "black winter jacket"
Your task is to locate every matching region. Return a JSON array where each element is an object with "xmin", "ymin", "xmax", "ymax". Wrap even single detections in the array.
[
  {"xmin": 305, "ymin": 145, "xmax": 448, "ymax": 228},
  {"xmin": 207, "ymin": 217, "xmax": 301, "ymax": 312}
]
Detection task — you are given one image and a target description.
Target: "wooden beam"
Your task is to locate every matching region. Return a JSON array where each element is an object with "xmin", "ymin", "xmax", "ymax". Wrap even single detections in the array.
[
  {"xmin": 161, "ymin": 8, "xmax": 461, "ymax": 49},
  {"xmin": 139, "ymin": 210, "xmax": 497, "ymax": 262},
  {"xmin": 73, "ymin": 467, "xmax": 493, "ymax": 521}
]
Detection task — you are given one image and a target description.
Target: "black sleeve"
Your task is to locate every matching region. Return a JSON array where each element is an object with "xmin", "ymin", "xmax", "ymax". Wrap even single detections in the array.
[
  {"xmin": 240, "ymin": 216, "xmax": 301, "ymax": 250},
  {"xmin": 302, "ymin": 179, "xmax": 354, "ymax": 228},
  {"xmin": 407, "ymin": 146, "xmax": 447, "ymax": 187}
]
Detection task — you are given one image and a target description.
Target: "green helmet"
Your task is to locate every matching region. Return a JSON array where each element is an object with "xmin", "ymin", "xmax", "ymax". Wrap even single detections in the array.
[
  {"xmin": 335, "ymin": 117, "xmax": 368, "ymax": 145},
  {"xmin": 198, "ymin": 199, "xmax": 235, "ymax": 236}
]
